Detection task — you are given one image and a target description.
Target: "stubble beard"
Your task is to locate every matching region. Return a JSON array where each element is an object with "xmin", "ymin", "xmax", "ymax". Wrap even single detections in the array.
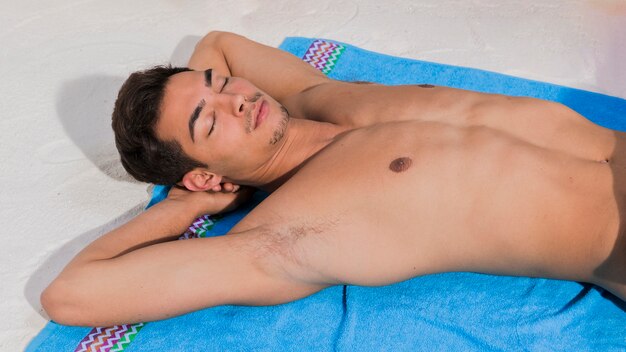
[
  {"xmin": 269, "ymin": 105, "xmax": 290, "ymax": 145},
  {"xmin": 243, "ymin": 92, "xmax": 290, "ymax": 145}
]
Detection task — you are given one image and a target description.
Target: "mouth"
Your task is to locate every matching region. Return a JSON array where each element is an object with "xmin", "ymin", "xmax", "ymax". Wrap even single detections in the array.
[{"xmin": 254, "ymin": 99, "xmax": 269, "ymax": 130}]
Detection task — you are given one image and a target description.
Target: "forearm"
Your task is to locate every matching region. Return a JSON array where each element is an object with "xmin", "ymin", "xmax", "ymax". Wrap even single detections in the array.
[
  {"xmin": 41, "ymin": 199, "xmax": 204, "ymax": 325},
  {"xmin": 40, "ymin": 187, "xmax": 282, "ymax": 326},
  {"xmin": 187, "ymin": 31, "xmax": 232, "ymax": 75},
  {"xmin": 189, "ymin": 31, "xmax": 329, "ymax": 102},
  {"xmin": 62, "ymin": 199, "xmax": 201, "ymax": 271}
]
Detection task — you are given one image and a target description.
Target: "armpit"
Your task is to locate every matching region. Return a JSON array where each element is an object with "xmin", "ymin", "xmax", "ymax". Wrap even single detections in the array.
[{"xmin": 249, "ymin": 220, "xmax": 337, "ymax": 283}]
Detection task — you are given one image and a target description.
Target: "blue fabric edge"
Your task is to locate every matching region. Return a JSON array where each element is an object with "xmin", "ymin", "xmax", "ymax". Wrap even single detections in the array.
[
  {"xmin": 25, "ymin": 321, "xmax": 57, "ymax": 352},
  {"xmin": 279, "ymin": 36, "xmax": 626, "ymax": 102}
]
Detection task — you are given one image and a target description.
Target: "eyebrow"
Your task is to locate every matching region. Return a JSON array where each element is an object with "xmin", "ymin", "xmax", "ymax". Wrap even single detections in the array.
[
  {"xmin": 188, "ymin": 99, "xmax": 206, "ymax": 143},
  {"xmin": 204, "ymin": 69, "xmax": 212, "ymax": 87}
]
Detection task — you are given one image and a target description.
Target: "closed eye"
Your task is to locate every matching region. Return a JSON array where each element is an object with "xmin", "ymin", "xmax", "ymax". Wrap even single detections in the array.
[
  {"xmin": 208, "ymin": 112, "xmax": 216, "ymax": 136},
  {"xmin": 220, "ymin": 77, "xmax": 229, "ymax": 92}
]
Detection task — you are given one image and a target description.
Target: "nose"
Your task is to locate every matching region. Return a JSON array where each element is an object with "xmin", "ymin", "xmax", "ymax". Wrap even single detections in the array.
[{"xmin": 217, "ymin": 94, "xmax": 246, "ymax": 118}]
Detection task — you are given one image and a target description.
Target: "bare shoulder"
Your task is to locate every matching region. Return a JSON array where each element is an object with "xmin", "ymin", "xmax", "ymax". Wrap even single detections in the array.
[{"xmin": 284, "ymin": 81, "xmax": 495, "ymax": 127}]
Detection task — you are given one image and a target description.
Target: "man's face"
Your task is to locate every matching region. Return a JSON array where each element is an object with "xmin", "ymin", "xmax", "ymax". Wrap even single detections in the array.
[{"xmin": 156, "ymin": 69, "xmax": 289, "ymax": 181}]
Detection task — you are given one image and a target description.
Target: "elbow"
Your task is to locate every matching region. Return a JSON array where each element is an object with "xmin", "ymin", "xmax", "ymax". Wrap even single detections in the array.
[
  {"xmin": 203, "ymin": 30, "xmax": 227, "ymax": 39},
  {"xmin": 197, "ymin": 31, "xmax": 228, "ymax": 49},
  {"xmin": 196, "ymin": 31, "xmax": 243, "ymax": 51},
  {"xmin": 41, "ymin": 281, "xmax": 88, "ymax": 327}
]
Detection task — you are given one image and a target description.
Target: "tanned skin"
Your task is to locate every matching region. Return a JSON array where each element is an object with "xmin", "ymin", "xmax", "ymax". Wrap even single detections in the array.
[{"xmin": 42, "ymin": 32, "xmax": 626, "ymax": 327}]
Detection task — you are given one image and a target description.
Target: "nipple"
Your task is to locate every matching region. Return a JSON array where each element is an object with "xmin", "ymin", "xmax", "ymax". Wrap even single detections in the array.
[{"xmin": 389, "ymin": 157, "xmax": 413, "ymax": 173}]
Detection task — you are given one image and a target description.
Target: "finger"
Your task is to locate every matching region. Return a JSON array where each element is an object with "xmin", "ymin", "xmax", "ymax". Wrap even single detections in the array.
[
  {"xmin": 211, "ymin": 185, "xmax": 222, "ymax": 192},
  {"xmin": 223, "ymin": 183, "xmax": 234, "ymax": 192}
]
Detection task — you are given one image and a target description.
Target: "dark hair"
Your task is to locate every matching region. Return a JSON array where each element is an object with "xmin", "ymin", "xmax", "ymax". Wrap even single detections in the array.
[{"xmin": 112, "ymin": 65, "xmax": 207, "ymax": 185}]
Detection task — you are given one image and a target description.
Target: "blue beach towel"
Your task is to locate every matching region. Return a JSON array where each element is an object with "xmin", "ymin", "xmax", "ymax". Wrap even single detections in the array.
[{"xmin": 28, "ymin": 38, "xmax": 626, "ymax": 351}]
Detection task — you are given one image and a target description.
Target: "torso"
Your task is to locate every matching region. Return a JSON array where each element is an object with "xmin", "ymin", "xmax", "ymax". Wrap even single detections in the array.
[{"xmin": 237, "ymin": 83, "xmax": 626, "ymax": 294}]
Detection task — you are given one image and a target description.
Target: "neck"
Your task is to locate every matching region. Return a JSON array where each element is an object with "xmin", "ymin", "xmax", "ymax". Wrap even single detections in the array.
[{"xmin": 237, "ymin": 118, "xmax": 348, "ymax": 192}]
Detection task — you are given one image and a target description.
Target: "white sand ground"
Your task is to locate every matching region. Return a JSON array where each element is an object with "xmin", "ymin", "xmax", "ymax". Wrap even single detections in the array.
[{"xmin": 1, "ymin": 0, "xmax": 625, "ymax": 350}]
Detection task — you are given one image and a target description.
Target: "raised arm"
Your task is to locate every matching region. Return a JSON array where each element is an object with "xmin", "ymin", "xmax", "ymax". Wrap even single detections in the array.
[
  {"xmin": 188, "ymin": 31, "xmax": 330, "ymax": 102},
  {"xmin": 41, "ymin": 189, "xmax": 325, "ymax": 327}
]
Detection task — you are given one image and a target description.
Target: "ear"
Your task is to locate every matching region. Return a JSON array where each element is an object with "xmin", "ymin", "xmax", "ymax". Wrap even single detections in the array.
[{"xmin": 181, "ymin": 168, "xmax": 222, "ymax": 191}]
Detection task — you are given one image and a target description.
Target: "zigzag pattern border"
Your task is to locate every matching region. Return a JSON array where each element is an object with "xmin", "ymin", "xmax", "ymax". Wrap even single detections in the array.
[
  {"xmin": 179, "ymin": 214, "xmax": 216, "ymax": 239},
  {"xmin": 109, "ymin": 323, "xmax": 143, "ymax": 352},
  {"xmin": 302, "ymin": 39, "xmax": 345, "ymax": 75},
  {"xmin": 74, "ymin": 323, "xmax": 144, "ymax": 352}
]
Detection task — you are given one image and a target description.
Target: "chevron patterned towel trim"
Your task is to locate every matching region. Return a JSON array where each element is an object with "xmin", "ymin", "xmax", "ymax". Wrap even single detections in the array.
[
  {"xmin": 74, "ymin": 323, "xmax": 144, "ymax": 352},
  {"xmin": 179, "ymin": 214, "xmax": 216, "ymax": 239},
  {"xmin": 302, "ymin": 39, "xmax": 345, "ymax": 74}
]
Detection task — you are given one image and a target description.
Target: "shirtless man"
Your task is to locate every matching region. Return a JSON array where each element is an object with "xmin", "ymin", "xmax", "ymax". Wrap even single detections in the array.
[{"xmin": 41, "ymin": 31, "xmax": 626, "ymax": 327}]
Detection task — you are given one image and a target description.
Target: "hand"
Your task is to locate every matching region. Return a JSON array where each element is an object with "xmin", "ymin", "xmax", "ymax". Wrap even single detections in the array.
[
  {"xmin": 166, "ymin": 184, "xmax": 255, "ymax": 216},
  {"xmin": 208, "ymin": 182, "xmax": 240, "ymax": 193}
]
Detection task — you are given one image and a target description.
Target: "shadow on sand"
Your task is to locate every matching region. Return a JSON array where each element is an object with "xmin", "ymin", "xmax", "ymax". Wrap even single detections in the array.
[
  {"xmin": 170, "ymin": 35, "xmax": 202, "ymax": 67},
  {"xmin": 24, "ymin": 203, "xmax": 146, "ymax": 319},
  {"xmin": 54, "ymin": 74, "xmax": 138, "ymax": 183},
  {"xmin": 24, "ymin": 35, "xmax": 201, "ymax": 319}
]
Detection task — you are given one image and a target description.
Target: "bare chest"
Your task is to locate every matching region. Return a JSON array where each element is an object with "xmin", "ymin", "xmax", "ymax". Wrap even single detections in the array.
[{"xmin": 243, "ymin": 121, "xmax": 617, "ymax": 285}]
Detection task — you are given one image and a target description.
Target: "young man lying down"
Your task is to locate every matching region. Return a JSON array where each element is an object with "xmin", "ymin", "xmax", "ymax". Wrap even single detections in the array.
[{"xmin": 42, "ymin": 31, "xmax": 626, "ymax": 326}]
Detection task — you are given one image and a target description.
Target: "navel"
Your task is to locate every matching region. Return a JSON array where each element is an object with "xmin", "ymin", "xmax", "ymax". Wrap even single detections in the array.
[{"xmin": 389, "ymin": 157, "xmax": 413, "ymax": 173}]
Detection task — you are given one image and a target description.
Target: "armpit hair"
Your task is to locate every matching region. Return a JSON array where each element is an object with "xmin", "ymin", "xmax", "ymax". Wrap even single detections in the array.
[{"xmin": 250, "ymin": 219, "xmax": 336, "ymax": 276}]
